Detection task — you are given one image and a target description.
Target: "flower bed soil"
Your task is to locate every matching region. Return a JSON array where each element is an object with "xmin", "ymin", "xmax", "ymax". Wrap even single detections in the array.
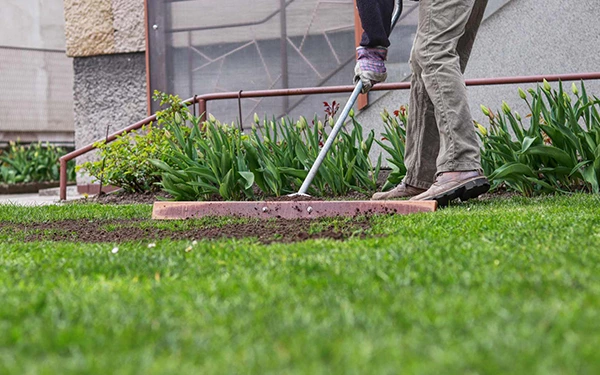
[
  {"xmin": 0, "ymin": 218, "xmax": 373, "ymax": 244},
  {"xmin": 0, "ymin": 181, "xmax": 67, "ymax": 195}
]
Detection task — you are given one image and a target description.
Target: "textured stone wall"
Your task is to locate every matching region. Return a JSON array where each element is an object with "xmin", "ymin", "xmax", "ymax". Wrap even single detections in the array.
[
  {"xmin": 73, "ymin": 53, "xmax": 147, "ymax": 184},
  {"xmin": 64, "ymin": 0, "xmax": 145, "ymax": 57}
]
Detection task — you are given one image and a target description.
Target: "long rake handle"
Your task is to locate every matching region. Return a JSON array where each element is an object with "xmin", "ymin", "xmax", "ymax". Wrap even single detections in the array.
[
  {"xmin": 296, "ymin": 82, "xmax": 363, "ymax": 195},
  {"xmin": 293, "ymin": 0, "xmax": 403, "ymax": 196}
]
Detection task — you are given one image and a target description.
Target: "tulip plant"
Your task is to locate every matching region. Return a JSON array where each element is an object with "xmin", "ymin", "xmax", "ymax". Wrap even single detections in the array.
[
  {"xmin": 1, "ymin": 142, "xmax": 75, "ymax": 184},
  {"xmin": 478, "ymin": 81, "xmax": 600, "ymax": 195},
  {"xmin": 148, "ymin": 94, "xmax": 381, "ymax": 200}
]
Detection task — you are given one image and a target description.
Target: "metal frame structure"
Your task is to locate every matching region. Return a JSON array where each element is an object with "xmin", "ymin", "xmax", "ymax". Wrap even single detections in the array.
[
  {"xmin": 59, "ymin": 71, "xmax": 600, "ymax": 200},
  {"xmin": 143, "ymin": 0, "xmax": 419, "ymax": 120},
  {"xmin": 145, "ymin": 0, "xmax": 366, "ymax": 117}
]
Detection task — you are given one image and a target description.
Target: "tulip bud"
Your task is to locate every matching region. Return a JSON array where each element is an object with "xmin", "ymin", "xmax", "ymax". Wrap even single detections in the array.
[
  {"xmin": 518, "ymin": 88, "xmax": 527, "ymax": 100},
  {"xmin": 349, "ymin": 108, "xmax": 355, "ymax": 118},
  {"xmin": 208, "ymin": 113, "xmax": 216, "ymax": 122},
  {"xmin": 563, "ymin": 92, "xmax": 572, "ymax": 103},
  {"xmin": 515, "ymin": 112, "xmax": 522, "ymax": 121},
  {"xmin": 361, "ymin": 141, "xmax": 368, "ymax": 152},
  {"xmin": 254, "ymin": 113, "xmax": 260, "ymax": 124},
  {"xmin": 317, "ymin": 121, "xmax": 324, "ymax": 131},
  {"xmin": 299, "ymin": 116, "xmax": 308, "ymax": 130},
  {"xmin": 501, "ymin": 101, "xmax": 512, "ymax": 115},
  {"xmin": 480, "ymin": 105, "xmax": 491, "ymax": 117},
  {"xmin": 543, "ymin": 79, "xmax": 552, "ymax": 92},
  {"xmin": 328, "ymin": 116, "xmax": 335, "ymax": 127},
  {"xmin": 476, "ymin": 123, "xmax": 488, "ymax": 136},
  {"xmin": 572, "ymin": 82, "xmax": 579, "ymax": 96}
]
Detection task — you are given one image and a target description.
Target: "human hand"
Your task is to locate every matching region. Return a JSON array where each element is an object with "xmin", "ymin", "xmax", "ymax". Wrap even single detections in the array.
[{"xmin": 353, "ymin": 46, "xmax": 388, "ymax": 94}]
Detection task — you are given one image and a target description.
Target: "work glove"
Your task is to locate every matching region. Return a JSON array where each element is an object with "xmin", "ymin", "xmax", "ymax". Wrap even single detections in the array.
[{"xmin": 354, "ymin": 46, "xmax": 388, "ymax": 94}]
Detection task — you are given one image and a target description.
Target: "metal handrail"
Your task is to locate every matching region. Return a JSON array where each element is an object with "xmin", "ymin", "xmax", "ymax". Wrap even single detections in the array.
[{"xmin": 59, "ymin": 71, "xmax": 600, "ymax": 200}]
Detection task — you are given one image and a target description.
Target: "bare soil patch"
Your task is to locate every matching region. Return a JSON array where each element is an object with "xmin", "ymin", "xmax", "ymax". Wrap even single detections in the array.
[{"xmin": 0, "ymin": 217, "xmax": 373, "ymax": 244}]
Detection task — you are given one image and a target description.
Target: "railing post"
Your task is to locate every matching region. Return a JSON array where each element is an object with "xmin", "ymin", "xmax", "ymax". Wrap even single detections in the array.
[
  {"xmin": 59, "ymin": 158, "xmax": 67, "ymax": 201},
  {"xmin": 199, "ymin": 98, "xmax": 207, "ymax": 122}
]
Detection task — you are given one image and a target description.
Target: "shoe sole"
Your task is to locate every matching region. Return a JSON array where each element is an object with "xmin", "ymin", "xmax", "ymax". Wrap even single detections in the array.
[{"xmin": 431, "ymin": 177, "xmax": 490, "ymax": 207}]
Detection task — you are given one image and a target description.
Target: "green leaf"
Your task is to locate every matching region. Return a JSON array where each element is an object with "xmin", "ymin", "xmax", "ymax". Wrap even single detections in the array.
[
  {"xmin": 490, "ymin": 162, "xmax": 536, "ymax": 180},
  {"xmin": 219, "ymin": 169, "xmax": 235, "ymax": 200},
  {"xmin": 569, "ymin": 160, "xmax": 591, "ymax": 177},
  {"xmin": 185, "ymin": 167, "xmax": 218, "ymax": 184},
  {"xmin": 238, "ymin": 171, "xmax": 255, "ymax": 190},
  {"xmin": 523, "ymin": 145, "xmax": 574, "ymax": 168},
  {"xmin": 582, "ymin": 166, "xmax": 599, "ymax": 193},
  {"xmin": 520, "ymin": 137, "xmax": 538, "ymax": 154},
  {"xmin": 278, "ymin": 167, "xmax": 308, "ymax": 180}
]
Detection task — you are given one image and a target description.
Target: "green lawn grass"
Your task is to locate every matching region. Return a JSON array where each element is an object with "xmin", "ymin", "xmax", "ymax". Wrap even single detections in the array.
[{"xmin": 1, "ymin": 195, "xmax": 600, "ymax": 374}]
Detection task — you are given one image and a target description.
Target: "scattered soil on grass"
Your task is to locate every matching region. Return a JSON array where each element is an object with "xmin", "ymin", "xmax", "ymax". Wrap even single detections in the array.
[
  {"xmin": 84, "ymin": 191, "xmax": 172, "ymax": 205},
  {"xmin": 476, "ymin": 188, "xmax": 522, "ymax": 201},
  {"xmin": 0, "ymin": 217, "xmax": 373, "ymax": 244}
]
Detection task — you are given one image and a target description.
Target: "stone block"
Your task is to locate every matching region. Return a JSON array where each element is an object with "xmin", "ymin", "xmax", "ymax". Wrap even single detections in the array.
[
  {"xmin": 64, "ymin": 0, "xmax": 144, "ymax": 57},
  {"xmin": 72, "ymin": 52, "xmax": 147, "ymax": 184},
  {"xmin": 112, "ymin": 0, "xmax": 146, "ymax": 53}
]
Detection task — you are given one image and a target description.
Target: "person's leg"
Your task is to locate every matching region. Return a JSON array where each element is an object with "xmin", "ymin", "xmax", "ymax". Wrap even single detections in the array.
[
  {"xmin": 415, "ymin": 0, "xmax": 483, "ymax": 173},
  {"xmin": 458, "ymin": 0, "xmax": 488, "ymax": 74},
  {"xmin": 372, "ymin": 0, "xmax": 440, "ymax": 200},
  {"xmin": 402, "ymin": 14, "xmax": 440, "ymax": 190},
  {"xmin": 356, "ymin": 0, "xmax": 395, "ymax": 48},
  {"xmin": 410, "ymin": 0, "xmax": 490, "ymax": 205}
]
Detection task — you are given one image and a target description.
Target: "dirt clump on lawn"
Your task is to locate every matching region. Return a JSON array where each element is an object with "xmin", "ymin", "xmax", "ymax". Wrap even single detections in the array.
[{"xmin": 0, "ymin": 217, "xmax": 372, "ymax": 244}]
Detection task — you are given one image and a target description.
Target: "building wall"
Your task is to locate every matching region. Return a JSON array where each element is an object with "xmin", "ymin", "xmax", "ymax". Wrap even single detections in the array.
[
  {"xmin": 0, "ymin": 0, "xmax": 66, "ymax": 50},
  {"xmin": 464, "ymin": 0, "xmax": 600, "ymax": 122},
  {"xmin": 0, "ymin": 0, "xmax": 74, "ymax": 143},
  {"xmin": 62, "ymin": 0, "xmax": 147, "ymax": 183},
  {"xmin": 356, "ymin": 0, "xmax": 600, "ymax": 165}
]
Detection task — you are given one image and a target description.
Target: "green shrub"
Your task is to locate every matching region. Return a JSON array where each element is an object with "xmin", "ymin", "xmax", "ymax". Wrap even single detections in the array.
[
  {"xmin": 0, "ymin": 142, "xmax": 75, "ymax": 184},
  {"xmin": 149, "ymin": 92, "xmax": 254, "ymax": 201},
  {"xmin": 76, "ymin": 124, "xmax": 172, "ymax": 193},
  {"xmin": 478, "ymin": 81, "xmax": 600, "ymax": 195}
]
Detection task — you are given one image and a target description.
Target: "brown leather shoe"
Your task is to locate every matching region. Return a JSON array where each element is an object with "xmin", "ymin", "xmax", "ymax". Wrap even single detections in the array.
[
  {"xmin": 371, "ymin": 181, "xmax": 426, "ymax": 200},
  {"xmin": 410, "ymin": 170, "xmax": 490, "ymax": 206}
]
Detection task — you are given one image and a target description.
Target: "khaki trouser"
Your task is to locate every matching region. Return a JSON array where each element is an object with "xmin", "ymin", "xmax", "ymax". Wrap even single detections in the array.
[{"xmin": 404, "ymin": 0, "xmax": 488, "ymax": 189}]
